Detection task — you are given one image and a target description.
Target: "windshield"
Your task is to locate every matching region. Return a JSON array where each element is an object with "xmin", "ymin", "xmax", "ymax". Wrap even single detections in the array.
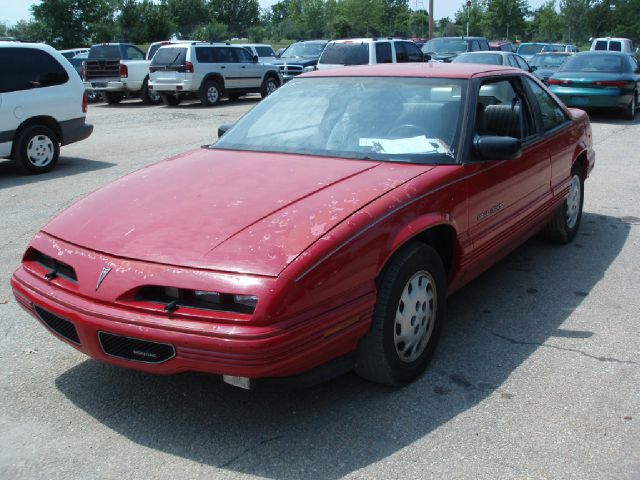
[
  {"xmin": 319, "ymin": 43, "xmax": 369, "ymax": 65},
  {"xmin": 214, "ymin": 77, "xmax": 465, "ymax": 164},
  {"xmin": 421, "ymin": 38, "xmax": 468, "ymax": 54},
  {"xmin": 282, "ymin": 42, "xmax": 326, "ymax": 58},
  {"xmin": 151, "ymin": 47, "xmax": 187, "ymax": 66},
  {"xmin": 530, "ymin": 54, "xmax": 570, "ymax": 68},
  {"xmin": 517, "ymin": 44, "xmax": 545, "ymax": 55},
  {"xmin": 560, "ymin": 54, "xmax": 625, "ymax": 73},
  {"xmin": 453, "ymin": 53, "xmax": 502, "ymax": 65}
]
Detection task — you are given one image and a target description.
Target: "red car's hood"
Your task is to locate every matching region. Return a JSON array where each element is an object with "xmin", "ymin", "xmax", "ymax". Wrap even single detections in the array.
[{"xmin": 43, "ymin": 149, "xmax": 430, "ymax": 276}]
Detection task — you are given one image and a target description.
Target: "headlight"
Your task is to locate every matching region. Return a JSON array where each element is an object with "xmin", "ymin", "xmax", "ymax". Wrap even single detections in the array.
[{"xmin": 133, "ymin": 286, "xmax": 258, "ymax": 315}]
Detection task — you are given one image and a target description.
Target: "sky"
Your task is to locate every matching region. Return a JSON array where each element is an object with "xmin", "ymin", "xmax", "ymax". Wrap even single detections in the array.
[{"xmin": 1, "ymin": 0, "xmax": 549, "ymax": 26}]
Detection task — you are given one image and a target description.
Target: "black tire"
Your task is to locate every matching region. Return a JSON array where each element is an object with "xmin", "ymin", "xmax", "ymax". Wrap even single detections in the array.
[
  {"xmin": 200, "ymin": 80, "xmax": 221, "ymax": 106},
  {"xmin": 141, "ymin": 78, "xmax": 162, "ymax": 105},
  {"xmin": 87, "ymin": 90, "xmax": 100, "ymax": 103},
  {"xmin": 104, "ymin": 92, "xmax": 124, "ymax": 105},
  {"xmin": 260, "ymin": 75, "xmax": 279, "ymax": 98},
  {"xmin": 355, "ymin": 242, "xmax": 446, "ymax": 386},
  {"xmin": 542, "ymin": 162, "xmax": 584, "ymax": 244},
  {"xmin": 623, "ymin": 92, "xmax": 637, "ymax": 120},
  {"xmin": 160, "ymin": 93, "xmax": 181, "ymax": 106},
  {"xmin": 13, "ymin": 125, "xmax": 60, "ymax": 174}
]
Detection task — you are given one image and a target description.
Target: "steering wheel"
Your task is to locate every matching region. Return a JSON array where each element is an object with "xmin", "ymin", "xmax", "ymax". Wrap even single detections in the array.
[{"xmin": 387, "ymin": 124, "xmax": 430, "ymax": 139}]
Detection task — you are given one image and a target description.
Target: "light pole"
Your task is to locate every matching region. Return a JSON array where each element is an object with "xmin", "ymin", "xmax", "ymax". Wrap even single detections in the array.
[
  {"xmin": 466, "ymin": 0, "xmax": 471, "ymax": 37},
  {"xmin": 429, "ymin": 0, "xmax": 433, "ymax": 39}
]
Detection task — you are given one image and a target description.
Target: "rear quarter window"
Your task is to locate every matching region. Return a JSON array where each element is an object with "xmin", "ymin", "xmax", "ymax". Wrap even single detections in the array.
[{"xmin": 0, "ymin": 48, "xmax": 69, "ymax": 93}]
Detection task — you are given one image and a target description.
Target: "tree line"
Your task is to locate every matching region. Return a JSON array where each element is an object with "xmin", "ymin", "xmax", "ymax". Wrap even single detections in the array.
[{"xmin": 0, "ymin": 0, "xmax": 638, "ymax": 49}]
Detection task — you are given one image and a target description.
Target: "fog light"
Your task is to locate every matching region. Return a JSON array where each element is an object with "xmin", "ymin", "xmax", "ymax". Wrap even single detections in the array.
[{"xmin": 223, "ymin": 375, "xmax": 254, "ymax": 389}]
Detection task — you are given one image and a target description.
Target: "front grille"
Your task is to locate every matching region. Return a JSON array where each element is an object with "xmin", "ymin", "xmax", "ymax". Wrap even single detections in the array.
[
  {"xmin": 98, "ymin": 332, "xmax": 175, "ymax": 364},
  {"xmin": 34, "ymin": 306, "xmax": 80, "ymax": 344},
  {"xmin": 278, "ymin": 65, "xmax": 304, "ymax": 76}
]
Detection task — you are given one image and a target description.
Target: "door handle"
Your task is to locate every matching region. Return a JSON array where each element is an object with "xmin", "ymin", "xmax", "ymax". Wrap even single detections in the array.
[{"xmin": 241, "ymin": 66, "xmax": 246, "ymax": 68}]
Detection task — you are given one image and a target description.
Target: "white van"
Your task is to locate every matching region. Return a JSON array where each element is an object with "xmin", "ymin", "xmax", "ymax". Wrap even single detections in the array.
[
  {"xmin": 0, "ymin": 42, "xmax": 93, "ymax": 173},
  {"xmin": 590, "ymin": 37, "xmax": 636, "ymax": 54}
]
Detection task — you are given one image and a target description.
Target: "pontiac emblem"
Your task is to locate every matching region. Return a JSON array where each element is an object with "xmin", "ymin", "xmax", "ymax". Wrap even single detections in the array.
[{"xmin": 95, "ymin": 267, "xmax": 112, "ymax": 291}]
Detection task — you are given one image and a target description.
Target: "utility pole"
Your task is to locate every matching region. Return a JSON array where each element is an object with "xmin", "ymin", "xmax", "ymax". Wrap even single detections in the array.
[
  {"xmin": 466, "ymin": 0, "xmax": 471, "ymax": 37},
  {"xmin": 428, "ymin": 0, "xmax": 433, "ymax": 39}
]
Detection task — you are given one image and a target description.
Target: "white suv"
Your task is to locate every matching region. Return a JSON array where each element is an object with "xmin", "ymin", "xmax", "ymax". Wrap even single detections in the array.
[
  {"xmin": 149, "ymin": 43, "xmax": 282, "ymax": 106},
  {"xmin": 0, "ymin": 42, "xmax": 93, "ymax": 174},
  {"xmin": 317, "ymin": 38, "xmax": 426, "ymax": 70}
]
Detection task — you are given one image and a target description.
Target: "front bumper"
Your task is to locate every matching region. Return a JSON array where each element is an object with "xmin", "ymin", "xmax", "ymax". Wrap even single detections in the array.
[
  {"xmin": 11, "ymin": 263, "xmax": 373, "ymax": 381},
  {"xmin": 551, "ymin": 86, "xmax": 633, "ymax": 109}
]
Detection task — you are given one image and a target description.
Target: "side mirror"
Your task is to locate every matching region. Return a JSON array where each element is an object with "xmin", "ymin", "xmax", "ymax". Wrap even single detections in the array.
[
  {"xmin": 253, "ymin": 55, "xmax": 259, "ymax": 63},
  {"xmin": 529, "ymin": 65, "xmax": 537, "ymax": 72},
  {"xmin": 423, "ymin": 53, "xmax": 431, "ymax": 62},
  {"xmin": 218, "ymin": 123, "xmax": 234, "ymax": 138},
  {"xmin": 474, "ymin": 135, "xmax": 522, "ymax": 161}
]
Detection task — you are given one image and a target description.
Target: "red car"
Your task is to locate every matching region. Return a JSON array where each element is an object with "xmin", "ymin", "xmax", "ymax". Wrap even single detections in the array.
[{"xmin": 11, "ymin": 63, "xmax": 595, "ymax": 389}]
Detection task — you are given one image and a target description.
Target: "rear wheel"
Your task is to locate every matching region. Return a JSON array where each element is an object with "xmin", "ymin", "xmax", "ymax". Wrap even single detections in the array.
[
  {"xmin": 13, "ymin": 125, "xmax": 60, "ymax": 174},
  {"xmin": 542, "ymin": 162, "xmax": 584, "ymax": 244},
  {"xmin": 160, "ymin": 93, "xmax": 181, "ymax": 106},
  {"xmin": 141, "ymin": 78, "xmax": 162, "ymax": 105},
  {"xmin": 355, "ymin": 242, "xmax": 446, "ymax": 386},
  {"xmin": 260, "ymin": 75, "xmax": 279, "ymax": 98},
  {"xmin": 104, "ymin": 92, "xmax": 124, "ymax": 104},
  {"xmin": 623, "ymin": 92, "xmax": 637, "ymax": 120},
  {"xmin": 200, "ymin": 81, "xmax": 221, "ymax": 106}
]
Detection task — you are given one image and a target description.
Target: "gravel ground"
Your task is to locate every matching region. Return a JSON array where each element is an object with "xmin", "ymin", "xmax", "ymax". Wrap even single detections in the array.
[{"xmin": 0, "ymin": 96, "xmax": 638, "ymax": 480}]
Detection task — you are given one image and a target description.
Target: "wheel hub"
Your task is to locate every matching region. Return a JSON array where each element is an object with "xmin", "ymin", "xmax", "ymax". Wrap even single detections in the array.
[
  {"xmin": 27, "ymin": 135, "xmax": 54, "ymax": 167},
  {"xmin": 566, "ymin": 174, "xmax": 581, "ymax": 229},
  {"xmin": 394, "ymin": 270, "xmax": 436, "ymax": 363}
]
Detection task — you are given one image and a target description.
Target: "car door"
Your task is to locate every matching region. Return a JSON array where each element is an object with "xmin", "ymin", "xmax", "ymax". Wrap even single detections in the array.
[
  {"xmin": 465, "ymin": 75, "xmax": 552, "ymax": 275},
  {"xmin": 234, "ymin": 47, "xmax": 263, "ymax": 88},
  {"xmin": 523, "ymin": 77, "xmax": 578, "ymax": 197},
  {"xmin": 216, "ymin": 47, "xmax": 242, "ymax": 89}
]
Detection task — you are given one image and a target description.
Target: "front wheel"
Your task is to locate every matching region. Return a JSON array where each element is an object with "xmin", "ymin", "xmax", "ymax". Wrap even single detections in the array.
[
  {"xmin": 13, "ymin": 125, "xmax": 60, "ymax": 174},
  {"xmin": 260, "ymin": 76, "xmax": 279, "ymax": 98},
  {"xmin": 355, "ymin": 242, "xmax": 446, "ymax": 386},
  {"xmin": 542, "ymin": 163, "xmax": 584, "ymax": 244}
]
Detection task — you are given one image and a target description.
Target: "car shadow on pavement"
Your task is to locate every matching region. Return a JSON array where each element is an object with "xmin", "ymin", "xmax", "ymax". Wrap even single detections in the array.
[
  {"xmin": 0, "ymin": 157, "xmax": 115, "ymax": 188},
  {"xmin": 55, "ymin": 211, "xmax": 631, "ymax": 479},
  {"xmin": 164, "ymin": 97, "xmax": 262, "ymax": 110}
]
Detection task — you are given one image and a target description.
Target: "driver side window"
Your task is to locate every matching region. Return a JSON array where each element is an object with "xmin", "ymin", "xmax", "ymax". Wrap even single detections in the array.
[
  {"xmin": 476, "ymin": 78, "xmax": 535, "ymax": 140},
  {"xmin": 525, "ymin": 78, "xmax": 569, "ymax": 132}
]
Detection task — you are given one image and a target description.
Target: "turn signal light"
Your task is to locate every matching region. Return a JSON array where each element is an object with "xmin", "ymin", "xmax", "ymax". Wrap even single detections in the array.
[
  {"xmin": 185, "ymin": 61, "xmax": 194, "ymax": 73},
  {"xmin": 82, "ymin": 91, "xmax": 88, "ymax": 113},
  {"xmin": 119, "ymin": 63, "xmax": 128, "ymax": 78}
]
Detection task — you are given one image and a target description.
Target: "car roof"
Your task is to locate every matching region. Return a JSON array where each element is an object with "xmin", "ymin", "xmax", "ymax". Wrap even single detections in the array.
[
  {"xmin": 329, "ymin": 38, "xmax": 407, "ymax": 43},
  {"xmin": 304, "ymin": 62, "xmax": 520, "ymax": 79}
]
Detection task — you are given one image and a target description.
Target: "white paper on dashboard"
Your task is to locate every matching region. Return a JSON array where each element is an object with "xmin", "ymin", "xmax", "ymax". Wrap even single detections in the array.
[{"xmin": 359, "ymin": 136, "xmax": 449, "ymax": 154}]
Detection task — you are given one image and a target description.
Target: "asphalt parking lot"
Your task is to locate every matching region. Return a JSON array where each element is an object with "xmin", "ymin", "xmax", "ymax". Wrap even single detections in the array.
[{"xmin": 1, "ymin": 96, "xmax": 638, "ymax": 479}]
